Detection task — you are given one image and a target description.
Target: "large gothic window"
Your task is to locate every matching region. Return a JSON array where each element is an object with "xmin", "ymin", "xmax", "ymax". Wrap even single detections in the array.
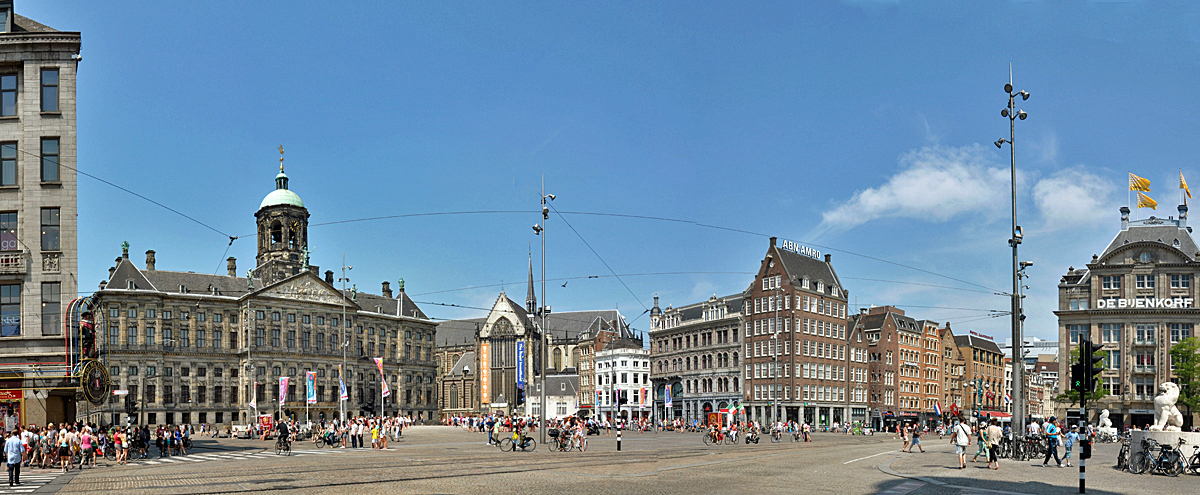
[{"xmin": 553, "ymin": 348, "xmax": 562, "ymax": 370}]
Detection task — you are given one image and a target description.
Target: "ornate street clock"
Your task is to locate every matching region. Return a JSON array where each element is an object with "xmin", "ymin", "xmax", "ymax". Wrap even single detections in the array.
[{"xmin": 81, "ymin": 359, "xmax": 111, "ymax": 406}]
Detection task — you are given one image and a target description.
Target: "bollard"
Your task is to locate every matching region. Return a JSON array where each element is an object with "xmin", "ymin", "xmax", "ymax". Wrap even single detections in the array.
[{"xmin": 617, "ymin": 427, "xmax": 622, "ymax": 451}]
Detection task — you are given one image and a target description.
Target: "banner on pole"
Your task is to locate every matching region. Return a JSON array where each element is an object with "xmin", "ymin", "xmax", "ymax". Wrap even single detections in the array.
[
  {"xmin": 374, "ymin": 357, "xmax": 391, "ymax": 398},
  {"xmin": 339, "ymin": 364, "xmax": 348, "ymax": 401},
  {"xmin": 279, "ymin": 376, "xmax": 289, "ymax": 405},
  {"xmin": 516, "ymin": 341, "xmax": 526, "ymax": 390},
  {"xmin": 306, "ymin": 371, "xmax": 317, "ymax": 404},
  {"xmin": 665, "ymin": 387, "xmax": 672, "ymax": 408},
  {"xmin": 249, "ymin": 381, "xmax": 257, "ymax": 409}
]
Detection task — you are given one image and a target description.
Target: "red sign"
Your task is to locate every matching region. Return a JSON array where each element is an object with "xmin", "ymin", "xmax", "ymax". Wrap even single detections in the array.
[
  {"xmin": 0, "ymin": 390, "xmax": 21, "ymax": 401},
  {"xmin": 970, "ymin": 331, "xmax": 994, "ymax": 340}
]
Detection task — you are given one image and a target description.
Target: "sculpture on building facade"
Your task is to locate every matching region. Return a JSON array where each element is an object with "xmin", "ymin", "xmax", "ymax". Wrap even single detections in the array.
[{"xmin": 1150, "ymin": 382, "xmax": 1184, "ymax": 431}]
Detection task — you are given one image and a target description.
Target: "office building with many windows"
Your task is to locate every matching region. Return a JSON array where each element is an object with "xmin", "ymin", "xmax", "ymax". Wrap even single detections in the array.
[
  {"xmin": 1056, "ymin": 205, "xmax": 1200, "ymax": 428},
  {"xmin": 0, "ymin": 3, "xmax": 81, "ymax": 427}
]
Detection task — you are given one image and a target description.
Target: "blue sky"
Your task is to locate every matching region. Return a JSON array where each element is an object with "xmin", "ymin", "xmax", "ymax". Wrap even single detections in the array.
[{"xmin": 32, "ymin": 1, "xmax": 1200, "ymax": 341}]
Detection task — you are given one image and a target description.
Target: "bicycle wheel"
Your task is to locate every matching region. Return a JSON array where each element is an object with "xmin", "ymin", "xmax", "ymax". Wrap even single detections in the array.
[
  {"xmin": 724, "ymin": 435, "xmax": 733, "ymax": 445},
  {"xmin": 1129, "ymin": 452, "xmax": 1150, "ymax": 474},
  {"xmin": 285, "ymin": 442, "xmax": 291, "ymax": 456},
  {"xmin": 275, "ymin": 442, "xmax": 283, "ymax": 455},
  {"xmin": 500, "ymin": 438, "xmax": 514, "ymax": 452},
  {"xmin": 316, "ymin": 438, "xmax": 325, "ymax": 449},
  {"xmin": 1165, "ymin": 456, "xmax": 1183, "ymax": 477},
  {"xmin": 703, "ymin": 435, "xmax": 713, "ymax": 446},
  {"xmin": 522, "ymin": 438, "xmax": 536, "ymax": 452},
  {"xmin": 1188, "ymin": 453, "xmax": 1200, "ymax": 474}
]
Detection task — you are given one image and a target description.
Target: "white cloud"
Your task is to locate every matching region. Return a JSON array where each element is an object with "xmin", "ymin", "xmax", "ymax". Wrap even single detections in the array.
[
  {"xmin": 1031, "ymin": 167, "xmax": 1116, "ymax": 232},
  {"xmin": 819, "ymin": 144, "xmax": 1010, "ymax": 231}
]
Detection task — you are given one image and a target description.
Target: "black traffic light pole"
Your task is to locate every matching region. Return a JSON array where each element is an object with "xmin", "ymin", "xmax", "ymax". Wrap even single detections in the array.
[{"xmin": 1075, "ymin": 340, "xmax": 1105, "ymax": 494}]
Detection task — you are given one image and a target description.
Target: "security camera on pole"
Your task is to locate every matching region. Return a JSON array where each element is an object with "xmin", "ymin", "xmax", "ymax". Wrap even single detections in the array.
[{"xmin": 994, "ymin": 66, "xmax": 1030, "ymax": 439}]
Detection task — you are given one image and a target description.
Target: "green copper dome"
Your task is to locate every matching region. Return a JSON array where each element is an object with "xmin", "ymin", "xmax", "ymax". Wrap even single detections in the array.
[{"xmin": 259, "ymin": 171, "xmax": 304, "ymax": 209}]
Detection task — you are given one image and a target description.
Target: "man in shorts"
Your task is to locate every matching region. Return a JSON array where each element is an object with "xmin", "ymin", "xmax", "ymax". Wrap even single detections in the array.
[
  {"xmin": 952, "ymin": 418, "xmax": 972, "ymax": 469},
  {"xmin": 904, "ymin": 424, "xmax": 925, "ymax": 453}
]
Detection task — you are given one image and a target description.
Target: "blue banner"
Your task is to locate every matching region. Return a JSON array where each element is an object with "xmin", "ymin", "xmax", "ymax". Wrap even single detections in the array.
[
  {"xmin": 665, "ymin": 387, "xmax": 672, "ymax": 408},
  {"xmin": 516, "ymin": 341, "xmax": 526, "ymax": 389}
]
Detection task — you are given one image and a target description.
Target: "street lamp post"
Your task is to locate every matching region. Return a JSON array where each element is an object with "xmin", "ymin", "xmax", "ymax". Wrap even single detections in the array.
[
  {"xmin": 339, "ymin": 256, "xmax": 352, "ymax": 423},
  {"xmin": 995, "ymin": 70, "xmax": 1029, "ymax": 437},
  {"xmin": 533, "ymin": 184, "xmax": 554, "ymax": 446}
]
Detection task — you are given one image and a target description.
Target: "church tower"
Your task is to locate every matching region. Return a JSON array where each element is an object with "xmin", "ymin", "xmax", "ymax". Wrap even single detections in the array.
[{"xmin": 254, "ymin": 146, "xmax": 310, "ymax": 286}]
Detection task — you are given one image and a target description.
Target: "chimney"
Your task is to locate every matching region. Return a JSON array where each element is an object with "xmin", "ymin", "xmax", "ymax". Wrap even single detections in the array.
[
  {"xmin": 824, "ymin": 254, "xmax": 831, "ymax": 263},
  {"xmin": 1180, "ymin": 203, "xmax": 1189, "ymax": 228},
  {"xmin": 227, "ymin": 257, "xmax": 237, "ymax": 277},
  {"xmin": 1120, "ymin": 206, "xmax": 1131, "ymax": 230},
  {"xmin": 145, "ymin": 250, "xmax": 156, "ymax": 271},
  {"xmin": 769, "ymin": 236, "xmax": 777, "ymax": 248},
  {"xmin": 108, "ymin": 266, "xmax": 116, "ymax": 278},
  {"xmin": 382, "ymin": 281, "xmax": 392, "ymax": 298},
  {"xmin": 325, "ymin": 270, "xmax": 334, "ymax": 284}
]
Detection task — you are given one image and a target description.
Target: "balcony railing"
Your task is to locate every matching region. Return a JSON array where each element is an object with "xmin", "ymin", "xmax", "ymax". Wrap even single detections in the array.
[
  {"xmin": 0, "ymin": 252, "xmax": 25, "ymax": 275},
  {"xmin": 1133, "ymin": 365, "xmax": 1156, "ymax": 374}
]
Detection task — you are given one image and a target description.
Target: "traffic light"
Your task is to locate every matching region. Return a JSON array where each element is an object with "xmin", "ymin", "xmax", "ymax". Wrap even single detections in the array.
[
  {"xmin": 1083, "ymin": 340, "xmax": 1105, "ymax": 394},
  {"xmin": 1071, "ymin": 363, "xmax": 1087, "ymax": 396},
  {"xmin": 515, "ymin": 387, "xmax": 525, "ymax": 406}
]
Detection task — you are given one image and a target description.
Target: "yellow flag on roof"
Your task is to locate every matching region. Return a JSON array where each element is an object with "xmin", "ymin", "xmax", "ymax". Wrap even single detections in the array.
[
  {"xmin": 1181, "ymin": 170, "xmax": 1192, "ymax": 199},
  {"xmin": 1129, "ymin": 173, "xmax": 1151, "ymax": 192},
  {"xmin": 1137, "ymin": 192, "xmax": 1158, "ymax": 210}
]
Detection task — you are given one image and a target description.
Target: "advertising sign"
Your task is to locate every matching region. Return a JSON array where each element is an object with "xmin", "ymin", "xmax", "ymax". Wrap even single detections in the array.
[
  {"xmin": 306, "ymin": 371, "xmax": 316, "ymax": 404},
  {"xmin": 279, "ymin": 376, "xmax": 289, "ymax": 405},
  {"xmin": 481, "ymin": 342, "xmax": 491, "ymax": 404},
  {"xmin": 516, "ymin": 341, "xmax": 526, "ymax": 390}
]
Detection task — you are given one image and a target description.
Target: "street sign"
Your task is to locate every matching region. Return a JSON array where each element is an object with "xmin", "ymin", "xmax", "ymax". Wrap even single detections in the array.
[{"xmin": 112, "ymin": 390, "xmax": 129, "ymax": 395}]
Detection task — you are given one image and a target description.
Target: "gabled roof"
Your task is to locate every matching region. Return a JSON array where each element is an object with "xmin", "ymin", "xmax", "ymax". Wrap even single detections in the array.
[
  {"xmin": 856, "ymin": 312, "xmax": 887, "ymax": 331},
  {"xmin": 661, "ymin": 294, "xmax": 744, "ymax": 324},
  {"xmin": 955, "ymin": 334, "xmax": 1003, "ymax": 354},
  {"xmin": 436, "ymin": 318, "xmax": 482, "ymax": 348},
  {"xmin": 12, "ymin": 14, "xmax": 57, "ymax": 33},
  {"xmin": 144, "ymin": 269, "xmax": 259, "ymax": 297},
  {"xmin": 446, "ymin": 352, "xmax": 475, "ymax": 377},
  {"xmin": 104, "ymin": 258, "xmax": 159, "ymax": 292},
  {"xmin": 353, "ymin": 290, "xmax": 427, "ymax": 320},
  {"xmin": 775, "ymin": 247, "xmax": 842, "ymax": 293}
]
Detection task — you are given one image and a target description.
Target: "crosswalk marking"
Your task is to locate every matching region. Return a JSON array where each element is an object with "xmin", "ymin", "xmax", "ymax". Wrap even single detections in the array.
[
  {"xmin": 125, "ymin": 448, "xmax": 344, "ymax": 466},
  {"xmin": 0, "ymin": 471, "xmax": 66, "ymax": 495},
  {"xmin": 878, "ymin": 480, "xmax": 926, "ymax": 495}
]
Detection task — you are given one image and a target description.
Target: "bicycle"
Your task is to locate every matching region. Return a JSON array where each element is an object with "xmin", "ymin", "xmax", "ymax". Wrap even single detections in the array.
[
  {"xmin": 703, "ymin": 429, "xmax": 725, "ymax": 446},
  {"xmin": 1116, "ymin": 437, "xmax": 1131, "ymax": 471},
  {"xmin": 1130, "ymin": 438, "xmax": 1186, "ymax": 476},
  {"xmin": 1184, "ymin": 444, "xmax": 1200, "ymax": 475},
  {"xmin": 275, "ymin": 436, "xmax": 292, "ymax": 456},
  {"xmin": 501, "ymin": 431, "xmax": 536, "ymax": 452}
]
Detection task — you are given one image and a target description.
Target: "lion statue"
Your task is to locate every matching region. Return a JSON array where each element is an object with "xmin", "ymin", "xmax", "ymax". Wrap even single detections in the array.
[
  {"xmin": 1097, "ymin": 408, "xmax": 1117, "ymax": 436},
  {"xmin": 1150, "ymin": 382, "xmax": 1184, "ymax": 432}
]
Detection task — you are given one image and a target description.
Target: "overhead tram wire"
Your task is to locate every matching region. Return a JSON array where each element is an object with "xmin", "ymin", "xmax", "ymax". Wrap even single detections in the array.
[
  {"xmin": 34, "ymin": 152, "xmax": 237, "ymax": 242},
  {"xmin": 546, "ymin": 203, "xmax": 649, "ymax": 318},
  {"xmin": 273, "ymin": 208, "xmax": 1004, "ymax": 296},
  {"xmin": 411, "ymin": 271, "xmax": 756, "ymax": 296}
]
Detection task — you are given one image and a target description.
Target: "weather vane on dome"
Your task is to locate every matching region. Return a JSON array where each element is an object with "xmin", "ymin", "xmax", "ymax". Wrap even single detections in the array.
[{"xmin": 278, "ymin": 145, "xmax": 285, "ymax": 173}]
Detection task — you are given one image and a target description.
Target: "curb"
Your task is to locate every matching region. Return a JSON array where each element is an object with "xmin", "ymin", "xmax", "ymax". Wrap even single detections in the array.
[{"xmin": 877, "ymin": 456, "xmax": 1036, "ymax": 495}]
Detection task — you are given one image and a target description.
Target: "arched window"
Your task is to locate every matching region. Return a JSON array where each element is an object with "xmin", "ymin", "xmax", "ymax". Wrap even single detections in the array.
[
  {"xmin": 288, "ymin": 223, "xmax": 298, "ymax": 249},
  {"xmin": 270, "ymin": 221, "xmax": 283, "ymax": 245},
  {"xmin": 449, "ymin": 384, "xmax": 458, "ymax": 408},
  {"xmin": 553, "ymin": 348, "xmax": 563, "ymax": 370},
  {"xmin": 732, "ymin": 352, "xmax": 738, "ymax": 366}
]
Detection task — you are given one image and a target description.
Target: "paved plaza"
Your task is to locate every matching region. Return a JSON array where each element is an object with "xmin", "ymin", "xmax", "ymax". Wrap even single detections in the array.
[{"xmin": 4, "ymin": 427, "xmax": 1188, "ymax": 494}]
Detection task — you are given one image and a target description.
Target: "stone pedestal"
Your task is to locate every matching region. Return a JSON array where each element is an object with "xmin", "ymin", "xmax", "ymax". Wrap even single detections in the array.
[{"xmin": 1129, "ymin": 430, "xmax": 1200, "ymax": 456}]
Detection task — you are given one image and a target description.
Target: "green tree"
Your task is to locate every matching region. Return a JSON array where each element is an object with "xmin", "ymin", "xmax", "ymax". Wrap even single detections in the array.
[
  {"xmin": 1169, "ymin": 337, "xmax": 1200, "ymax": 430},
  {"xmin": 1053, "ymin": 345, "xmax": 1110, "ymax": 406}
]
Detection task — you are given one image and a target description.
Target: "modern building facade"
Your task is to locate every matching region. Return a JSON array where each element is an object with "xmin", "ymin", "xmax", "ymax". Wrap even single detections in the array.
[
  {"xmin": 89, "ymin": 163, "xmax": 439, "ymax": 427},
  {"xmin": 595, "ymin": 343, "xmax": 650, "ymax": 421},
  {"xmin": 1056, "ymin": 205, "xmax": 1200, "ymax": 428},
  {"xmin": 648, "ymin": 293, "xmax": 744, "ymax": 424},
  {"xmin": 0, "ymin": 4, "xmax": 81, "ymax": 427}
]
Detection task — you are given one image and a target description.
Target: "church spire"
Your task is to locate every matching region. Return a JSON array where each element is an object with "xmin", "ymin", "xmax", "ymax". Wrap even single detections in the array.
[{"xmin": 526, "ymin": 251, "xmax": 537, "ymax": 314}]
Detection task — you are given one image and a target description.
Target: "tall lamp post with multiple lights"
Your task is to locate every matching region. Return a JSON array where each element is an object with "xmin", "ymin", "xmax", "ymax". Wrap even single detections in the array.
[
  {"xmin": 533, "ymin": 188, "xmax": 554, "ymax": 446},
  {"xmin": 995, "ymin": 76, "xmax": 1029, "ymax": 436}
]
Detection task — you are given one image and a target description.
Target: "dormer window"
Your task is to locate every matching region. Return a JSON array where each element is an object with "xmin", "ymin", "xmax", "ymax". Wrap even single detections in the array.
[
  {"xmin": 816, "ymin": 281, "xmax": 824, "ymax": 292},
  {"xmin": 126, "ymin": 280, "xmax": 134, "ymax": 290},
  {"xmin": 802, "ymin": 278, "xmax": 810, "ymax": 289}
]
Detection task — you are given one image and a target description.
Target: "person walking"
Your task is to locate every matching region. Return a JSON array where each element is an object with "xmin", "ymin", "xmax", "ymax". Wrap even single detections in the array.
[
  {"xmin": 952, "ymin": 418, "xmax": 972, "ymax": 469},
  {"xmin": 986, "ymin": 418, "xmax": 1003, "ymax": 470},
  {"xmin": 900, "ymin": 424, "xmax": 911, "ymax": 452},
  {"xmin": 4, "ymin": 429, "xmax": 21, "ymax": 487},
  {"xmin": 1042, "ymin": 416, "xmax": 1063, "ymax": 467},
  {"xmin": 1062, "ymin": 425, "xmax": 1079, "ymax": 468},
  {"xmin": 905, "ymin": 424, "xmax": 925, "ymax": 453},
  {"xmin": 970, "ymin": 420, "xmax": 987, "ymax": 463}
]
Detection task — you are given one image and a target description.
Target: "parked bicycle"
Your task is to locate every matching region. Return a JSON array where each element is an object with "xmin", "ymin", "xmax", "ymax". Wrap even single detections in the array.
[
  {"xmin": 1130, "ymin": 437, "xmax": 1186, "ymax": 476},
  {"xmin": 1116, "ymin": 437, "xmax": 1131, "ymax": 471}
]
